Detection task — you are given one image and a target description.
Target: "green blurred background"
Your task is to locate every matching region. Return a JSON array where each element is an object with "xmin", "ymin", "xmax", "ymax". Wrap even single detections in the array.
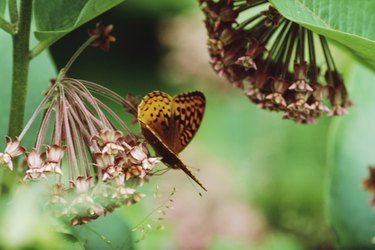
[
  {"xmin": 5, "ymin": 0, "xmax": 371, "ymax": 249},
  {"xmin": 46, "ymin": 0, "xmax": 340, "ymax": 249}
]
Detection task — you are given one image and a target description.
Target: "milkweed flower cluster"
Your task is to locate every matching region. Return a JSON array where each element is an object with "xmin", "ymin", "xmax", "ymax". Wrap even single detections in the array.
[
  {"xmin": 0, "ymin": 24, "xmax": 161, "ymax": 225},
  {"xmin": 200, "ymin": 0, "xmax": 351, "ymax": 124},
  {"xmin": 88, "ymin": 22, "xmax": 116, "ymax": 52},
  {"xmin": 363, "ymin": 167, "xmax": 375, "ymax": 205},
  {"xmin": 0, "ymin": 77, "xmax": 160, "ymax": 225}
]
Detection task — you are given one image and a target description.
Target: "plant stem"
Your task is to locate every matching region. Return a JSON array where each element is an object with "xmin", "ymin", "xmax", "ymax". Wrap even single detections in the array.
[{"xmin": 8, "ymin": 0, "xmax": 33, "ymax": 138}]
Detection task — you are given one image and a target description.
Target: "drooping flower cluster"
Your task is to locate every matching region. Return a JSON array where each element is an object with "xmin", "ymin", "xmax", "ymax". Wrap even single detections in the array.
[
  {"xmin": 0, "ymin": 76, "xmax": 161, "ymax": 225},
  {"xmin": 0, "ymin": 24, "xmax": 161, "ymax": 225},
  {"xmin": 200, "ymin": 0, "xmax": 351, "ymax": 123}
]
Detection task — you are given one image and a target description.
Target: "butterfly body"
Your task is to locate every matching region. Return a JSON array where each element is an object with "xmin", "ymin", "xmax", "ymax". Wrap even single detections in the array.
[{"xmin": 138, "ymin": 91, "xmax": 206, "ymax": 191}]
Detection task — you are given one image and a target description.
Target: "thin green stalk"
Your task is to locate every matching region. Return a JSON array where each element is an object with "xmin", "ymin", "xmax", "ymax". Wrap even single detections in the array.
[
  {"xmin": 8, "ymin": 0, "xmax": 18, "ymax": 25},
  {"xmin": 30, "ymin": 41, "xmax": 48, "ymax": 59},
  {"xmin": 0, "ymin": 169, "xmax": 3, "ymax": 195},
  {"xmin": 8, "ymin": 0, "xmax": 33, "ymax": 138},
  {"xmin": 0, "ymin": 17, "xmax": 15, "ymax": 34},
  {"xmin": 58, "ymin": 35, "xmax": 98, "ymax": 79}
]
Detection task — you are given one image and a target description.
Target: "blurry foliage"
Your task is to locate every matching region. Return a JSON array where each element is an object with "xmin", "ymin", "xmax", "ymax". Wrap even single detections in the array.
[
  {"xmin": 73, "ymin": 211, "xmax": 134, "ymax": 250},
  {"xmin": 0, "ymin": 184, "xmax": 81, "ymax": 250},
  {"xmin": 327, "ymin": 64, "xmax": 375, "ymax": 249},
  {"xmin": 0, "ymin": 183, "xmax": 133, "ymax": 250}
]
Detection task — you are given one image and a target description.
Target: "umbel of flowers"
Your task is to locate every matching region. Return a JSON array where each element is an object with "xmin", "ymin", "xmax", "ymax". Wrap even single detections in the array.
[
  {"xmin": 200, "ymin": 0, "xmax": 351, "ymax": 124},
  {"xmin": 0, "ymin": 24, "xmax": 161, "ymax": 225}
]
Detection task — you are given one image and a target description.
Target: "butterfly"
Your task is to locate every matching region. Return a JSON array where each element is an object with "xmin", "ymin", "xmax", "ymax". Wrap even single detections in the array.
[{"xmin": 138, "ymin": 91, "xmax": 207, "ymax": 191}]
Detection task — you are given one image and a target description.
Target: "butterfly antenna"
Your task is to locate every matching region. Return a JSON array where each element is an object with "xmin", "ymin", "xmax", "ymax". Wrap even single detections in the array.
[
  {"xmin": 186, "ymin": 176, "xmax": 204, "ymax": 197},
  {"xmin": 152, "ymin": 167, "xmax": 170, "ymax": 176},
  {"xmin": 187, "ymin": 166, "xmax": 201, "ymax": 172}
]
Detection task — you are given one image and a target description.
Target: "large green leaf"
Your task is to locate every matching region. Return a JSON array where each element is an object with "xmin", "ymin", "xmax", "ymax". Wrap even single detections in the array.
[
  {"xmin": 72, "ymin": 211, "xmax": 134, "ymax": 250},
  {"xmin": 270, "ymin": 0, "xmax": 375, "ymax": 71},
  {"xmin": 327, "ymin": 63, "xmax": 375, "ymax": 249},
  {"xmin": 121, "ymin": 0, "xmax": 195, "ymax": 15},
  {"xmin": 33, "ymin": 0, "xmax": 124, "ymax": 50}
]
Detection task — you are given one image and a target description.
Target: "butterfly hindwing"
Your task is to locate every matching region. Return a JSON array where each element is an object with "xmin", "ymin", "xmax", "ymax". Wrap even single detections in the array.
[{"xmin": 171, "ymin": 91, "xmax": 206, "ymax": 153}]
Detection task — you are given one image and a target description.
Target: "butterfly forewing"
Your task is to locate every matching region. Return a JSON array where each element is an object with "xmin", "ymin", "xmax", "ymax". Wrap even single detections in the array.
[{"xmin": 138, "ymin": 91, "xmax": 173, "ymax": 145}]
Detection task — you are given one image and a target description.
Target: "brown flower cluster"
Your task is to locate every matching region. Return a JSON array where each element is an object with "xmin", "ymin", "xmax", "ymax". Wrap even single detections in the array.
[
  {"xmin": 88, "ymin": 23, "xmax": 116, "ymax": 52},
  {"xmin": 363, "ymin": 167, "xmax": 375, "ymax": 207},
  {"xmin": 200, "ymin": 0, "xmax": 351, "ymax": 124}
]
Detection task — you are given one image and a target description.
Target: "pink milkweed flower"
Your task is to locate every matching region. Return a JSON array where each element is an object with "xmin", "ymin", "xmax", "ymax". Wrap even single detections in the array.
[
  {"xmin": 24, "ymin": 148, "xmax": 46, "ymax": 181},
  {"xmin": 0, "ymin": 136, "xmax": 25, "ymax": 170},
  {"xmin": 44, "ymin": 144, "xmax": 66, "ymax": 175},
  {"xmin": 129, "ymin": 143, "xmax": 161, "ymax": 170},
  {"xmin": 92, "ymin": 129, "xmax": 125, "ymax": 155}
]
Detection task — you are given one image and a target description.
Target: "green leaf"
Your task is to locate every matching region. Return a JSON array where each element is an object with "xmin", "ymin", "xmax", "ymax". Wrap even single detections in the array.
[
  {"xmin": 33, "ymin": 0, "xmax": 124, "ymax": 50},
  {"xmin": 72, "ymin": 212, "xmax": 134, "ymax": 250},
  {"xmin": 121, "ymin": 0, "xmax": 195, "ymax": 15},
  {"xmin": 58, "ymin": 233, "xmax": 85, "ymax": 250},
  {"xmin": 327, "ymin": 63, "xmax": 375, "ymax": 249},
  {"xmin": 270, "ymin": 0, "xmax": 375, "ymax": 70},
  {"xmin": 0, "ymin": 0, "xmax": 6, "ymax": 17}
]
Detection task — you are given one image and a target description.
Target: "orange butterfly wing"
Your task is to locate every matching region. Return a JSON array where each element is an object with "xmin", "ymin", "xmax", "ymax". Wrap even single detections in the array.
[
  {"xmin": 170, "ymin": 91, "xmax": 206, "ymax": 153},
  {"xmin": 138, "ymin": 91, "xmax": 206, "ymax": 191}
]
